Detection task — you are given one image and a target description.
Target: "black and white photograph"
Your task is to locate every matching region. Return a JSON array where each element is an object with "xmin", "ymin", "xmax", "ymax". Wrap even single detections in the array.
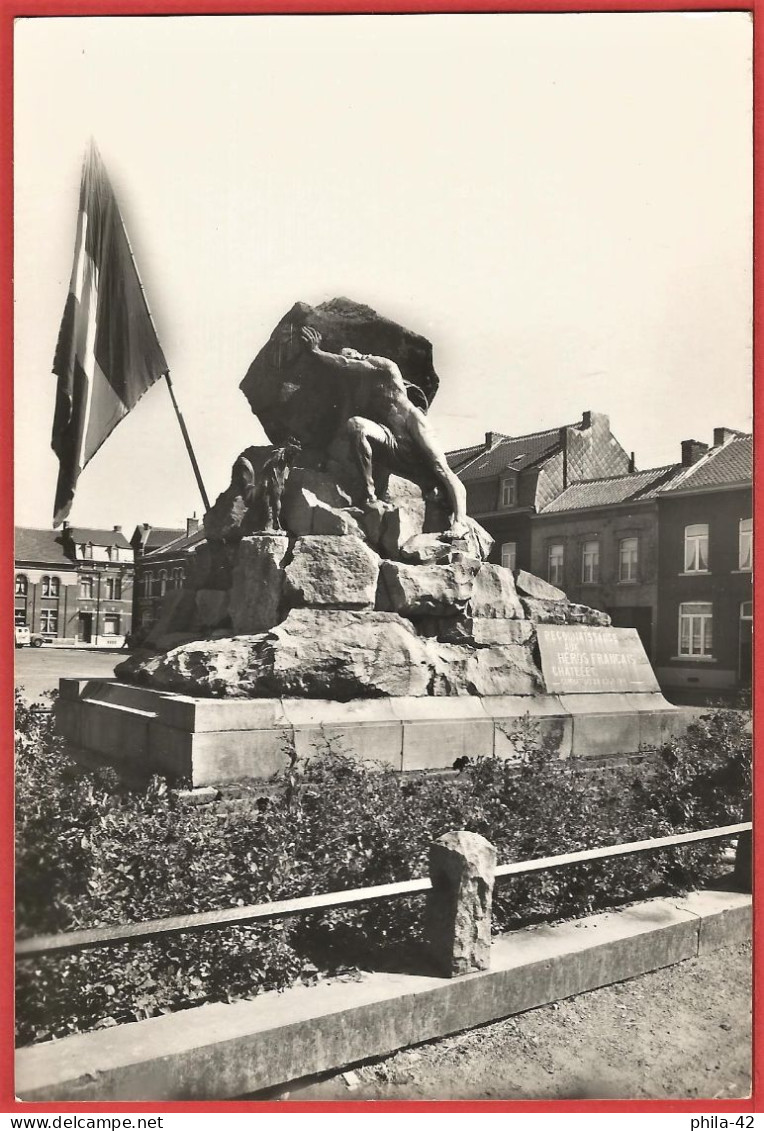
[{"xmin": 12, "ymin": 10, "xmax": 753, "ymax": 1105}]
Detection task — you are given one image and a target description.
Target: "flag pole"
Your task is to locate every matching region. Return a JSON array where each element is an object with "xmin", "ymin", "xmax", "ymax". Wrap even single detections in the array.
[
  {"xmin": 163, "ymin": 371, "xmax": 211, "ymax": 511},
  {"xmin": 115, "ymin": 192, "xmax": 211, "ymax": 513}
]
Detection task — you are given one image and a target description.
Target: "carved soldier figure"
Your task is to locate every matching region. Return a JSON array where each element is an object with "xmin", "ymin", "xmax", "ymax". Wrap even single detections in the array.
[{"xmin": 301, "ymin": 326, "xmax": 468, "ymax": 536}]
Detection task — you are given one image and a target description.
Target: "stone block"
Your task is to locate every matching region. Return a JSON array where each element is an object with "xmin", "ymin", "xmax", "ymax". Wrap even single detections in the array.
[
  {"xmin": 568, "ymin": 711, "xmax": 642, "ymax": 757},
  {"xmin": 185, "ymin": 541, "xmax": 235, "ymax": 591},
  {"xmin": 148, "ymin": 722, "xmax": 293, "ymax": 786},
  {"xmin": 440, "ymin": 617, "xmax": 534, "ymax": 646},
  {"xmin": 157, "ymin": 695, "xmax": 291, "ymax": 734},
  {"xmin": 521, "ymin": 597, "xmax": 611, "ymax": 627},
  {"xmin": 493, "ymin": 713, "xmax": 572, "ymax": 762},
  {"xmin": 79, "ymin": 701, "xmax": 152, "ymax": 766},
  {"xmin": 281, "ymin": 470, "xmax": 363, "ymax": 538},
  {"xmin": 514, "ymin": 569, "xmax": 567, "ymax": 602},
  {"xmin": 284, "ymin": 535, "xmax": 380, "ymax": 608},
  {"xmin": 267, "ymin": 609, "xmax": 434, "ymax": 698},
  {"xmin": 376, "ymin": 559, "xmax": 481, "ymax": 617},
  {"xmin": 378, "ymin": 478, "xmax": 428, "ymax": 559},
  {"xmin": 401, "ymin": 717, "xmax": 495, "ymax": 770},
  {"xmin": 426, "ymin": 831, "xmax": 497, "ymax": 977},
  {"xmin": 464, "ymin": 645, "xmax": 543, "ymax": 696},
  {"xmin": 229, "ymin": 534, "xmax": 289, "ymax": 633},
  {"xmin": 195, "ymin": 589, "xmax": 230, "ymax": 631},
  {"xmin": 145, "ymin": 590, "xmax": 198, "ymax": 646},
  {"xmin": 469, "ymin": 564, "xmax": 524, "ymax": 619},
  {"xmin": 675, "ymin": 890, "xmax": 752, "ymax": 952}
]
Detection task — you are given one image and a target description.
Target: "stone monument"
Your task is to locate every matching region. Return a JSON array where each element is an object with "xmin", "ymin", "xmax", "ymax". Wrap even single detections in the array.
[{"xmin": 56, "ymin": 298, "xmax": 686, "ymax": 784}]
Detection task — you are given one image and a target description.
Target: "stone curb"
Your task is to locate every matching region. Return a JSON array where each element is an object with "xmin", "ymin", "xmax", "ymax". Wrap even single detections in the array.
[{"xmin": 15, "ymin": 887, "xmax": 750, "ymax": 1102}]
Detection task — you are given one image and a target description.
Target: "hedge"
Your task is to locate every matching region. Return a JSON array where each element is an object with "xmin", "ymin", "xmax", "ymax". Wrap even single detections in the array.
[{"xmin": 15, "ymin": 690, "xmax": 750, "ymax": 1046}]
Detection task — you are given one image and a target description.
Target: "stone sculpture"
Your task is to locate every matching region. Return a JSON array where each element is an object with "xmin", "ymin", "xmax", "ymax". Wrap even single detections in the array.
[
  {"xmin": 118, "ymin": 298, "xmax": 611, "ymax": 700},
  {"xmin": 299, "ymin": 326, "xmax": 468, "ymax": 536}
]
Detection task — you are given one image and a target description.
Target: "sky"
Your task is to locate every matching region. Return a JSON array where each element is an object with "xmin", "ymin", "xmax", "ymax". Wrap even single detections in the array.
[{"xmin": 13, "ymin": 12, "xmax": 753, "ymax": 536}]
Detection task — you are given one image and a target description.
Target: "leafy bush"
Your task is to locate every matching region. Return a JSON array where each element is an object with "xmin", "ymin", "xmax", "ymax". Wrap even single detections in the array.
[{"xmin": 15, "ymin": 696, "xmax": 750, "ymax": 1045}]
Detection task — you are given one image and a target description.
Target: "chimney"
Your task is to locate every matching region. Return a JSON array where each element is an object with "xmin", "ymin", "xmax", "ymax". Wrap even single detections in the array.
[
  {"xmin": 581, "ymin": 410, "xmax": 592, "ymax": 430},
  {"xmin": 559, "ymin": 426, "xmax": 569, "ymax": 488},
  {"xmin": 713, "ymin": 427, "xmax": 736, "ymax": 447},
  {"xmin": 485, "ymin": 431, "xmax": 498, "ymax": 448},
  {"xmin": 628, "ymin": 452, "xmax": 636, "ymax": 473},
  {"xmin": 142, "ymin": 522, "xmax": 150, "ymax": 531},
  {"xmin": 113, "ymin": 525, "xmax": 122, "ymax": 533},
  {"xmin": 681, "ymin": 439, "xmax": 708, "ymax": 467},
  {"xmin": 187, "ymin": 514, "xmax": 200, "ymax": 537},
  {"xmin": 62, "ymin": 520, "xmax": 70, "ymax": 530}
]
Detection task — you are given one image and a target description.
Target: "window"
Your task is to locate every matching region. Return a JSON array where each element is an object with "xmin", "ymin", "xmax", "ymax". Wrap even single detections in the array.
[
  {"xmin": 41, "ymin": 575, "xmax": 60, "ymax": 597},
  {"xmin": 40, "ymin": 609, "xmax": 58, "ymax": 637},
  {"xmin": 684, "ymin": 524, "xmax": 709, "ymax": 573},
  {"xmin": 143, "ymin": 571, "xmax": 154, "ymax": 597},
  {"xmin": 79, "ymin": 575, "xmax": 94, "ymax": 599},
  {"xmin": 499, "ymin": 476, "xmax": 516, "ymax": 508},
  {"xmin": 500, "ymin": 542, "xmax": 517, "ymax": 571},
  {"xmin": 581, "ymin": 541, "xmax": 600, "ymax": 584},
  {"xmin": 548, "ymin": 544, "xmax": 564, "ymax": 586},
  {"xmin": 104, "ymin": 577, "xmax": 122, "ymax": 600},
  {"xmin": 159, "ymin": 570, "xmax": 168, "ymax": 597},
  {"xmin": 172, "ymin": 566, "xmax": 185, "ymax": 590},
  {"xmin": 739, "ymin": 518, "xmax": 752, "ymax": 571},
  {"xmin": 81, "ymin": 543, "xmax": 93, "ymax": 560},
  {"xmin": 103, "ymin": 615, "xmax": 120, "ymax": 636},
  {"xmin": 15, "ymin": 608, "xmax": 27, "ymax": 627},
  {"xmin": 741, "ymin": 600, "xmax": 753, "ymax": 621},
  {"xmin": 679, "ymin": 602, "xmax": 713, "ymax": 657},
  {"xmin": 618, "ymin": 538, "xmax": 638, "ymax": 583},
  {"xmin": 15, "ymin": 574, "xmax": 27, "ymax": 595}
]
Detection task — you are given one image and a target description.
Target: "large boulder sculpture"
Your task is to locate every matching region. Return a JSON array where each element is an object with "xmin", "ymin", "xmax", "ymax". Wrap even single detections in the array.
[{"xmin": 239, "ymin": 297, "xmax": 440, "ymax": 451}]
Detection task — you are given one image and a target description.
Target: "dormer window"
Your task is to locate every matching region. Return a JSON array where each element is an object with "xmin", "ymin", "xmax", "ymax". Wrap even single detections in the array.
[{"xmin": 499, "ymin": 475, "xmax": 516, "ymax": 508}]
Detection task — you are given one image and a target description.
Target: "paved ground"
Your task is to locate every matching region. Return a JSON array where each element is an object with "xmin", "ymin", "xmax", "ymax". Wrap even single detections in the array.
[
  {"xmin": 270, "ymin": 940, "xmax": 752, "ymax": 1103},
  {"xmin": 14, "ymin": 645, "xmax": 124, "ymax": 703}
]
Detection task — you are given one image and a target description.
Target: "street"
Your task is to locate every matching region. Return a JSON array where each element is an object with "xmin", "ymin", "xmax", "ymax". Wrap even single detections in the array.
[{"xmin": 14, "ymin": 645, "xmax": 124, "ymax": 704}]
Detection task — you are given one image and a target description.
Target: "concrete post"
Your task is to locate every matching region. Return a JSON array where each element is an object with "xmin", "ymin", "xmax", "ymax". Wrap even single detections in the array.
[{"xmin": 426, "ymin": 830, "xmax": 497, "ymax": 977}]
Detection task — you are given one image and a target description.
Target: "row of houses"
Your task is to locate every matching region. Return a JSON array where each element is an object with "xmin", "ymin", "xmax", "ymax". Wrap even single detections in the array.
[
  {"xmin": 448, "ymin": 413, "xmax": 752, "ymax": 699},
  {"xmin": 15, "ymin": 410, "xmax": 752, "ymax": 699}
]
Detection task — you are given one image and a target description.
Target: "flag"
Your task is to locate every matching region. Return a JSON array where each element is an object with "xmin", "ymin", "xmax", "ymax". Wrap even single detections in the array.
[{"xmin": 51, "ymin": 143, "xmax": 168, "ymax": 526}]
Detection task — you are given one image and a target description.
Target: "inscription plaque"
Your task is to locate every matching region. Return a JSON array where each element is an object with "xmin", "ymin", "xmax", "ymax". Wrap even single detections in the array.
[{"xmin": 536, "ymin": 624, "xmax": 660, "ymax": 694}]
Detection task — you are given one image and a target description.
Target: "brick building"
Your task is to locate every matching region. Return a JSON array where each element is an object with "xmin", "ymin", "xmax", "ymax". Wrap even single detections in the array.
[
  {"xmin": 530, "ymin": 464, "xmax": 686, "ymax": 659},
  {"xmin": 130, "ymin": 518, "xmax": 204, "ymax": 633},
  {"xmin": 654, "ymin": 430, "xmax": 752, "ymax": 698},
  {"xmin": 447, "ymin": 411, "xmax": 632, "ymax": 573},
  {"xmin": 14, "ymin": 523, "xmax": 134, "ymax": 645},
  {"xmin": 450, "ymin": 420, "xmax": 752, "ymax": 698}
]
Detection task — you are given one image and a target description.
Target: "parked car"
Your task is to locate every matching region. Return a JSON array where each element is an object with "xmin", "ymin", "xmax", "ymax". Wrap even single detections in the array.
[{"xmin": 15, "ymin": 626, "xmax": 44, "ymax": 648}]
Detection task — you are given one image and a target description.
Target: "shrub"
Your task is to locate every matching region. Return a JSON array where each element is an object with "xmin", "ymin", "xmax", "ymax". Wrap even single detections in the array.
[{"xmin": 14, "ymin": 699, "xmax": 750, "ymax": 1045}]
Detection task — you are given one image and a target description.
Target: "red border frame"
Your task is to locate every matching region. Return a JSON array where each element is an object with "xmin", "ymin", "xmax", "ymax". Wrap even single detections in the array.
[{"xmin": 1, "ymin": 0, "xmax": 759, "ymax": 1115}]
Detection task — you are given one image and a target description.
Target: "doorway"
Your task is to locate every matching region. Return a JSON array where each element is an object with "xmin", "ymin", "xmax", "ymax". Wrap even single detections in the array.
[{"xmin": 78, "ymin": 612, "xmax": 93, "ymax": 644}]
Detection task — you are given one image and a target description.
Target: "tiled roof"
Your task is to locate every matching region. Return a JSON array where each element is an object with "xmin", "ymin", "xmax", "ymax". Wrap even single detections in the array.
[
  {"xmin": 69, "ymin": 526, "xmax": 132, "ymax": 549},
  {"xmin": 661, "ymin": 434, "xmax": 752, "ymax": 494},
  {"xmin": 15, "ymin": 527, "xmax": 73, "ymax": 566},
  {"xmin": 449, "ymin": 426, "xmax": 567, "ymax": 482},
  {"xmin": 143, "ymin": 527, "xmax": 186, "ymax": 550},
  {"xmin": 143, "ymin": 528, "xmax": 206, "ymax": 560},
  {"xmin": 446, "ymin": 442, "xmax": 488, "ymax": 473},
  {"xmin": 540, "ymin": 465, "xmax": 685, "ymax": 514}
]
